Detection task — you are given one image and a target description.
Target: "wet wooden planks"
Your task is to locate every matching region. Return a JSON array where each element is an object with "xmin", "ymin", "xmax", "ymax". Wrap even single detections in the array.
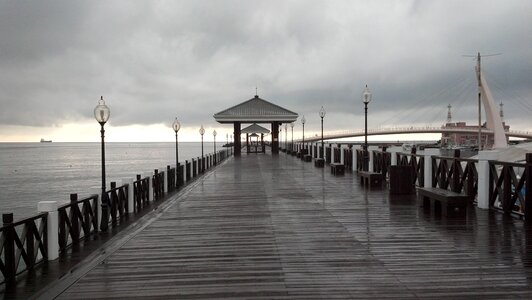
[{"xmin": 57, "ymin": 154, "xmax": 532, "ymax": 299}]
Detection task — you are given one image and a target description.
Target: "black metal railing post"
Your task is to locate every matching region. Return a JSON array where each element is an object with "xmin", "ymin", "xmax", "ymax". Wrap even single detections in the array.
[
  {"xmin": 526, "ymin": 153, "xmax": 532, "ymax": 222},
  {"xmin": 3, "ymin": 213, "xmax": 16, "ymax": 284}
]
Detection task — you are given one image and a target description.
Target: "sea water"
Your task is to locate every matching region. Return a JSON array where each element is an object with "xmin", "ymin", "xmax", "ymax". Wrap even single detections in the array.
[{"xmin": 0, "ymin": 142, "xmax": 223, "ymax": 220}]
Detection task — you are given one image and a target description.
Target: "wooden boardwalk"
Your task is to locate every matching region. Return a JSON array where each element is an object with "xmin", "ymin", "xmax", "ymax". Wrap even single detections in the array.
[{"xmin": 48, "ymin": 153, "xmax": 532, "ymax": 299}]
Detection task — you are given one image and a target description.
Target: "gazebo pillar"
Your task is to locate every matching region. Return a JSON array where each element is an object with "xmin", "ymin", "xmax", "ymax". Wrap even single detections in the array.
[
  {"xmin": 246, "ymin": 133, "xmax": 250, "ymax": 154},
  {"xmin": 261, "ymin": 133, "xmax": 265, "ymax": 153},
  {"xmin": 272, "ymin": 122, "xmax": 279, "ymax": 155},
  {"xmin": 234, "ymin": 122, "xmax": 241, "ymax": 156}
]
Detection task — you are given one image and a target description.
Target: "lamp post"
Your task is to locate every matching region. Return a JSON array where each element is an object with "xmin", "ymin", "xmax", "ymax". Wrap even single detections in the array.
[
  {"xmin": 94, "ymin": 96, "xmax": 110, "ymax": 232},
  {"xmin": 362, "ymin": 85, "xmax": 372, "ymax": 171},
  {"xmin": 213, "ymin": 130, "xmax": 217, "ymax": 153},
  {"xmin": 290, "ymin": 122, "xmax": 294, "ymax": 153},
  {"xmin": 301, "ymin": 116, "xmax": 306, "ymax": 154},
  {"xmin": 319, "ymin": 106, "xmax": 326, "ymax": 159},
  {"xmin": 284, "ymin": 123, "xmax": 287, "ymax": 151},
  {"xmin": 172, "ymin": 117, "xmax": 180, "ymax": 172},
  {"xmin": 199, "ymin": 125, "xmax": 205, "ymax": 172}
]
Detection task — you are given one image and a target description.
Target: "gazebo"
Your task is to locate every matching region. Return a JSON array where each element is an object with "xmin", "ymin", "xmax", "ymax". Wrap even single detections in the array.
[
  {"xmin": 241, "ymin": 123, "xmax": 269, "ymax": 153},
  {"xmin": 213, "ymin": 94, "xmax": 298, "ymax": 156}
]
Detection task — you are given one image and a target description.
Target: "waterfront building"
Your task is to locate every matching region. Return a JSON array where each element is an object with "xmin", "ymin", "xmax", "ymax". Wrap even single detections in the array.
[{"xmin": 441, "ymin": 103, "xmax": 509, "ymax": 148}]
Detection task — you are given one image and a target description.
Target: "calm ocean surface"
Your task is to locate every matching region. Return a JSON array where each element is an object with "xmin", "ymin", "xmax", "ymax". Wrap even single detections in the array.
[{"xmin": 0, "ymin": 142, "xmax": 223, "ymax": 220}]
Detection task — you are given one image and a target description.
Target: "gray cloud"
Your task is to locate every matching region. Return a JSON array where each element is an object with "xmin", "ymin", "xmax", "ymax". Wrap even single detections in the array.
[{"xmin": 1, "ymin": 0, "xmax": 530, "ymax": 134}]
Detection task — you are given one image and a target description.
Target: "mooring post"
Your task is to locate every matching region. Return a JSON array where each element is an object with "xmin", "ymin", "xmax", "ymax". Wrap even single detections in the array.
[{"xmin": 38, "ymin": 201, "xmax": 59, "ymax": 260}]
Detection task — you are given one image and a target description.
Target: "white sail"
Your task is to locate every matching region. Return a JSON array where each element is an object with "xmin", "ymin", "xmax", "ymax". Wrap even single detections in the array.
[{"xmin": 477, "ymin": 69, "xmax": 508, "ymax": 149}]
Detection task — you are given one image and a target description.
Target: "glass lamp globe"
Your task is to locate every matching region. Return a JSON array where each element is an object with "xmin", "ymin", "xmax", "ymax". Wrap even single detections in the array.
[
  {"xmin": 199, "ymin": 125, "xmax": 205, "ymax": 136},
  {"xmin": 290, "ymin": 122, "xmax": 294, "ymax": 128},
  {"xmin": 94, "ymin": 96, "xmax": 110, "ymax": 125},
  {"xmin": 213, "ymin": 130, "xmax": 217, "ymax": 137},
  {"xmin": 301, "ymin": 116, "xmax": 306, "ymax": 125},
  {"xmin": 319, "ymin": 106, "xmax": 326, "ymax": 118},
  {"xmin": 362, "ymin": 85, "xmax": 372, "ymax": 104},
  {"xmin": 172, "ymin": 118, "xmax": 180, "ymax": 133}
]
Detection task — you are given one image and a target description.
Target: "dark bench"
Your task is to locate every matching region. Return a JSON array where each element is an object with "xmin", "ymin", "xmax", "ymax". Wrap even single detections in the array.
[
  {"xmin": 359, "ymin": 171, "xmax": 382, "ymax": 187},
  {"xmin": 417, "ymin": 187, "xmax": 472, "ymax": 217},
  {"xmin": 314, "ymin": 158, "xmax": 325, "ymax": 168},
  {"xmin": 330, "ymin": 163, "xmax": 344, "ymax": 175},
  {"xmin": 303, "ymin": 154, "xmax": 312, "ymax": 162}
]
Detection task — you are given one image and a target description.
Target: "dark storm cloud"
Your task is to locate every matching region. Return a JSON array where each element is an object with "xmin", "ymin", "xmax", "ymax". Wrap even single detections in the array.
[{"xmin": 0, "ymin": 0, "xmax": 530, "ymax": 132}]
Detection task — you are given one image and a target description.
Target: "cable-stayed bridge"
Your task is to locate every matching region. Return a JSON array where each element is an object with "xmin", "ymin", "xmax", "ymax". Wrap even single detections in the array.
[{"xmin": 300, "ymin": 126, "xmax": 532, "ymax": 143}]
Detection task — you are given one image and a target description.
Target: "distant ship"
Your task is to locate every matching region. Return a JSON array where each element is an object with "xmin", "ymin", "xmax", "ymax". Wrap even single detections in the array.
[{"xmin": 40, "ymin": 138, "xmax": 52, "ymax": 143}]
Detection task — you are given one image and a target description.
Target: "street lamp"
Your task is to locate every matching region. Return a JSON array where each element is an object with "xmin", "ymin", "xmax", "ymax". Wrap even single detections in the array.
[
  {"xmin": 199, "ymin": 125, "xmax": 205, "ymax": 171},
  {"xmin": 213, "ymin": 130, "xmax": 217, "ymax": 153},
  {"xmin": 301, "ymin": 116, "xmax": 306, "ymax": 154},
  {"xmin": 94, "ymin": 96, "xmax": 110, "ymax": 232},
  {"xmin": 362, "ymin": 85, "xmax": 372, "ymax": 171},
  {"xmin": 290, "ymin": 122, "xmax": 294, "ymax": 152},
  {"xmin": 319, "ymin": 106, "xmax": 326, "ymax": 159},
  {"xmin": 172, "ymin": 117, "xmax": 180, "ymax": 173},
  {"xmin": 284, "ymin": 123, "xmax": 287, "ymax": 151}
]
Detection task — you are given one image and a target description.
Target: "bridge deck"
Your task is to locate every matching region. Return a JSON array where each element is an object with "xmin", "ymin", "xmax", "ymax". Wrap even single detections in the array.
[{"xmin": 52, "ymin": 153, "xmax": 532, "ymax": 299}]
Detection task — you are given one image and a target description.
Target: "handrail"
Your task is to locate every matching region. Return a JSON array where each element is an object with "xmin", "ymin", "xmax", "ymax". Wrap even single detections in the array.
[{"xmin": 1, "ymin": 212, "xmax": 48, "ymax": 284}]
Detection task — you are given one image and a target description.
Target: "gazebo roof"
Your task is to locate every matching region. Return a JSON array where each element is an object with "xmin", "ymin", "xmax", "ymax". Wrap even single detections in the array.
[
  {"xmin": 241, "ymin": 123, "xmax": 270, "ymax": 134},
  {"xmin": 213, "ymin": 95, "xmax": 298, "ymax": 123}
]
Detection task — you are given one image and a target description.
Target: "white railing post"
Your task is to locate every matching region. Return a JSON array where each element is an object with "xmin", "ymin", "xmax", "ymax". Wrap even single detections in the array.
[
  {"xmin": 478, "ymin": 150, "xmax": 499, "ymax": 209},
  {"xmin": 38, "ymin": 201, "xmax": 59, "ymax": 260},
  {"xmin": 146, "ymin": 172, "xmax": 154, "ymax": 202},
  {"xmin": 331, "ymin": 144, "xmax": 335, "ymax": 163},
  {"xmin": 368, "ymin": 146, "xmax": 376, "ymax": 172},
  {"xmin": 123, "ymin": 178, "xmax": 135, "ymax": 214},
  {"xmin": 424, "ymin": 149, "xmax": 439, "ymax": 188},
  {"xmin": 340, "ymin": 145, "xmax": 345, "ymax": 165},
  {"xmin": 163, "ymin": 167, "xmax": 168, "ymax": 193},
  {"xmin": 390, "ymin": 149, "xmax": 397, "ymax": 166}
]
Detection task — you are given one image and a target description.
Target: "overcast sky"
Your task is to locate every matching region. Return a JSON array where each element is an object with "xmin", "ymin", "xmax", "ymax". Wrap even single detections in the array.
[{"xmin": 1, "ymin": 0, "xmax": 531, "ymax": 142}]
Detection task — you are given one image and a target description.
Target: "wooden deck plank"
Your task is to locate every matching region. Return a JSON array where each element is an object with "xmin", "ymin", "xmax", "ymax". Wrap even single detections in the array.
[{"xmin": 55, "ymin": 153, "xmax": 532, "ymax": 299}]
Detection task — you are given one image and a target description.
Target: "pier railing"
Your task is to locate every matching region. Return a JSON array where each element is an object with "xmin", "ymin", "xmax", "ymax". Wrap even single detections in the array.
[
  {"xmin": 106, "ymin": 182, "xmax": 129, "ymax": 224},
  {"xmin": 372, "ymin": 150, "xmax": 391, "ymax": 179},
  {"xmin": 0, "ymin": 148, "xmax": 233, "ymax": 286},
  {"xmin": 488, "ymin": 156, "xmax": 531, "ymax": 218},
  {"xmin": 167, "ymin": 166, "xmax": 176, "ymax": 192},
  {"xmin": 288, "ymin": 141, "xmax": 531, "ymax": 220},
  {"xmin": 58, "ymin": 194, "xmax": 98, "ymax": 251},
  {"xmin": 431, "ymin": 153, "xmax": 478, "ymax": 198},
  {"xmin": 397, "ymin": 152, "xmax": 424, "ymax": 187},
  {"xmin": 343, "ymin": 147, "xmax": 352, "ymax": 171},
  {"xmin": 1, "ymin": 213, "xmax": 47, "ymax": 284}
]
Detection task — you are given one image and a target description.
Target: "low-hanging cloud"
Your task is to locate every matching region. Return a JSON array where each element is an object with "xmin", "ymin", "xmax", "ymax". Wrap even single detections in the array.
[{"xmin": 1, "ymin": 0, "xmax": 530, "ymax": 134}]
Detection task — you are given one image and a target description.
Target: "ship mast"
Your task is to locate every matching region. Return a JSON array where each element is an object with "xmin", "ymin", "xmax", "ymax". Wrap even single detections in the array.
[{"xmin": 476, "ymin": 52, "xmax": 482, "ymax": 150}]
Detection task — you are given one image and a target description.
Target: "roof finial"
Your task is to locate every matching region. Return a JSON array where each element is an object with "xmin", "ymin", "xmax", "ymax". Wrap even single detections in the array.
[
  {"xmin": 255, "ymin": 86, "xmax": 258, "ymax": 97},
  {"xmin": 447, "ymin": 104, "xmax": 452, "ymax": 123}
]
